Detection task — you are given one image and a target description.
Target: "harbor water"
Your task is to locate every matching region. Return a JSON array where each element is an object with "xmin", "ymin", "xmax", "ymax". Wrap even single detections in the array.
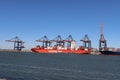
[{"xmin": 0, "ymin": 52, "xmax": 120, "ymax": 80}]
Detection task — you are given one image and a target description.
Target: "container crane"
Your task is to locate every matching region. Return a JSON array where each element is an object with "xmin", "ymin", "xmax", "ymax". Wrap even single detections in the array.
[
  {"xmin": 64, "ymin": 35, "xmax": 74, "ymax": 47},
  {"xmin": 51, "ymin": 35, "xmax": 64, "ymax": 47},
  {"xmin": 99, "ymin": 22, "xmax": 107, "ymax": 51},
  {"xmin": 36, "ymin": 35, "xmax": 51, "ymax": 48},
  {"xmin": 6, "ymin": 36, "xmax": 25, "ymax": 51},
  {"xmin": 80, "ymin": 34, "xmax": 91, "ymax": 49}
]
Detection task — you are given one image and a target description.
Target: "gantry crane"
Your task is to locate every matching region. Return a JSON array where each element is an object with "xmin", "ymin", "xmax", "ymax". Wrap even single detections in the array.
[
  {"xmin": 51, "ymin": 35, "xmax": 64, "ymax": 47},
  {"xmin": 80, "ymin": 34, "xmax": 91, "ymax": 49},
  {"xmin": 36, "ymin": 35, "xmax": 51, "ymax": 48},
  {"xmin": 6, "ymin": 36, "xmax": 25, "ymax": 51},
  {"xmin": 64, "ymin": 35, "xmax": 74, "ymax": 47},
  {"xmin": 99, "ymin": 22, "xmax": 107, "ymax": 51}
]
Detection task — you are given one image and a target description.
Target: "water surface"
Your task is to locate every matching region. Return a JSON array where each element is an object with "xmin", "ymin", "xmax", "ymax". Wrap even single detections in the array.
[{"xmin": 0, "ymin": 52, "xmax": 120, "ymax": 80}]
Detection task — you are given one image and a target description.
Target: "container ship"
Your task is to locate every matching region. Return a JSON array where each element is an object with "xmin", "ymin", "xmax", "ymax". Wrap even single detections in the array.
[
  {"xmin": 31, "ymin": 46, "xmax": 91, "ymax": 54},
  {"xmin": 31, "ymin": 35, "xmax": 92, "ymax": 54},
  {"xmin": 100, "ymin": 48, "xmax": 120, "ymax": 55},
  {"xmin": 100, "ymin": 51, "xmax": 120, "ymax": 55}
]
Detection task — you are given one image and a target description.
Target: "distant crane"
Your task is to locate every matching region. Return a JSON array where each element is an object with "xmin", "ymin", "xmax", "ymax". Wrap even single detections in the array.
[
  {"xmin": 80, "ymin": 34, "xmax": 91, "ymax": 49},
  {"xmin": 36, "ymin": 35, "xmax": 51, "ymax": 48},
  {"xmin": 6, "ymin": 36, "xmax": 25, "ymax": 51},
  {"xmin": 99, "ymin": 22, "xmax": 107, "ymax": 51}
]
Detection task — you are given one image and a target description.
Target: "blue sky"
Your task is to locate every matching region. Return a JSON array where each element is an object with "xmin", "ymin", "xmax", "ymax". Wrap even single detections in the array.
[{"xmin": 0, "ymin": 0, "xmax": 120, "ymax": 50}]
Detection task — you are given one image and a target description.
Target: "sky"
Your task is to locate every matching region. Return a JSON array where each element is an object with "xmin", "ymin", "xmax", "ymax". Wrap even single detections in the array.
[{"xmin": 0, "ymin": 0, "xmax": 120, "ymax": 50}]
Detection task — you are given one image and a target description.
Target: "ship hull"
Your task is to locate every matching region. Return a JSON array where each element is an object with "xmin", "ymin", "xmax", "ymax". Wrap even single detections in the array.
[
  {"xmin": 100, "ymin": 51, "xmax": 120, "ymax": 55},
  {"xmin": 31, "ymin": 48, "xmax": 90, "ymax": 54}
]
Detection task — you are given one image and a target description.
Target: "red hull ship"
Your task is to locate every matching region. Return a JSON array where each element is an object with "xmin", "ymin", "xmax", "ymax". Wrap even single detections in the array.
[
  {"xmin": 31, "ymin": 35, "xmax": 91, "ymax": 54},
  {"xmin": 31, "ymin": 46, "xmax": 91, "ymax": 54}
]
